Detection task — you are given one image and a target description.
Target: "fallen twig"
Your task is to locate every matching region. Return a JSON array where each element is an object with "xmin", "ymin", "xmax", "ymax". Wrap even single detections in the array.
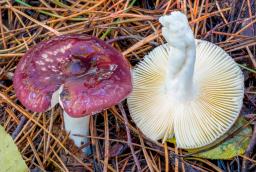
[
  {"xmin": 118, "ymin": 103, "xmax": 141, "ymax": 171},
  {"xmin": 11, "ymin": 116, "xmax": 27, "ymax": 139}
]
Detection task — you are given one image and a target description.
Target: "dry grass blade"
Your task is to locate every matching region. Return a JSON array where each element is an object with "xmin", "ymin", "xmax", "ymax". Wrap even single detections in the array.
[
  {"xmin": 103, "ymin": 111, "xmax": 109, "ymax": 172},
  {"xmin": 138, "ymin": 132, "xmax": 157, "ymax": 171},
  {"xmin": 164, "ymin": 142, "xmax": 169, "ymax": 172},
  {"xmin": 118, "ymin": 103, "xmax": 141, "ymax": 171},
  {"xmin": 6, "ymin": 5, "xmax": 60, "ymax": 36}
]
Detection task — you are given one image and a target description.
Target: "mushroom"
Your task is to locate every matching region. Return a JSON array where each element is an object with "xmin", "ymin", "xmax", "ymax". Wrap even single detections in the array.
[
  {"xmin": 127, "ymin": 11, "xmax": 244, "ymax": 149},
  {"xmin": 13, "ymin": 34, "xmax": 132, "ymax": 153}
]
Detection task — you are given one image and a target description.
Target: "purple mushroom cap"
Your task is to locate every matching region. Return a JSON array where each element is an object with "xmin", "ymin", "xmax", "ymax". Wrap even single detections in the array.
[{"xmin": 13, "ymin": 34, "xmax": 132, "ymax": 117}]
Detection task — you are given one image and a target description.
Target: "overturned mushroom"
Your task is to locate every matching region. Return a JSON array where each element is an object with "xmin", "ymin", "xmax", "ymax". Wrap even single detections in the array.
[
  {"xmin": 14, "ymin": 34, "xmax": 132, "ymax": 152},
  {"xmin": 127, "ymin": 11, "xmax": 244, "ymax": 148}
]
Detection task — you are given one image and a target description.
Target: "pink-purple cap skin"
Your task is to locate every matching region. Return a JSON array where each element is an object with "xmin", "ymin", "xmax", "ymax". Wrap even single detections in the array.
[{"xmin": 13, "ymin": 35, "xmax": 132, "ymax": 117}]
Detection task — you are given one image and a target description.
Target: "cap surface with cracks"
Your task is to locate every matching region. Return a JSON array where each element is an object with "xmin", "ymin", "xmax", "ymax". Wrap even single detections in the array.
[
  {"xmin": 127, "ymin": 11, "xmax": 244, "ymax": 149},
  {"xmin": 14, "ymin": 34, "xmax": 132, "ymax": 117}
]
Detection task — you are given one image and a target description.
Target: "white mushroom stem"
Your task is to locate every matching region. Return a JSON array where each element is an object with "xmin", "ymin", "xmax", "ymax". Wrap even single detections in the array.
[
  {"xmin": 51, "ymin": 85, "xmax": 91, "ymax": 154},
  {"xmin": 159, "ymin": 12, "xmax": 197, "ymax": 101},
  {"xmin": 63, "ymin": 112, "xmax": 90, "ymax": 153}
]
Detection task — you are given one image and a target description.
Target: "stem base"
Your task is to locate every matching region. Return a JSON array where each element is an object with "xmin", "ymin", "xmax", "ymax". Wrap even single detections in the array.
[{"xmin": 63, "ymin": 112, "xmax": 91, "ymax": 154}]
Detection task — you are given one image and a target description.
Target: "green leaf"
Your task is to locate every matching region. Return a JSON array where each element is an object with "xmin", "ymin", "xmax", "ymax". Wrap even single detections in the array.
[
  {"xmin": 0, "ymin": 125, "xmax": 28, "ymax": 172},
  {"xmin": 167, "ymin": 117, "xmax": 252, "ymax": 160}
]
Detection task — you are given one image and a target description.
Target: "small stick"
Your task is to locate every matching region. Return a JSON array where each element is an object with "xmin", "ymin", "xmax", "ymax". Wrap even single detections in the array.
[
  {"xmin": 122, "ymin": 31, "xmax": 160, "ymax": 56},
  {"xmin": 11, "ymin": 116, "xmax": 27, "ymax": 139},
  {"xmin": 106, "ymin": 35, "xmax": 140, "ymax": 44},
  {"xmin": 118, "ymin": 103, "xmax": 141, "ymax": 171},
  {"xmin": 138, "ymin": 132, "xmax": 157, "ymax": 171},
  {"xmin": 242, "ymin": 122, "xmax": 256, "ymax": 172},
  {"xmin": 246, "ymin": 46, "xmax": 256, "ymax": 68},
  {"xmin": 175, "ymin": 146, "xmax": 179, "ymax": 172},
  {"xmin": 103, "ymin": 111, "xmax": 109, "ymax": 172},
  {"xmin": 164, "ymin": 142, "xmax": 169, "ymax": 172}
]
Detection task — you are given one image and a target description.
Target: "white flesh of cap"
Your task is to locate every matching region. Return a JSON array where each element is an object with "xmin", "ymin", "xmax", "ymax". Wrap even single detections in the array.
[{"xmin": 49, "ymin": 85, "xmax": 63, "ymax": 110}]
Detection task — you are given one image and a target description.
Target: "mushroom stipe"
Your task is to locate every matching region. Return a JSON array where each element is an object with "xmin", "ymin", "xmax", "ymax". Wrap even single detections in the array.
[{"xmin": 127, "ymin": 11, "xmax": 244, "ymax": 149}]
